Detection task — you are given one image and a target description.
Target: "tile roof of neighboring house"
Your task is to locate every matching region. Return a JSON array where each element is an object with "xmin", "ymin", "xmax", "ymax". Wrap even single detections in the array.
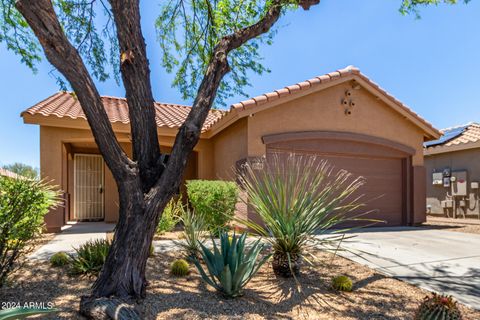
[
  {"xmin": 0, "ymin": 168, "xmax": 21, "ymax": 179},
  {"xmin": 22, "ymin": 92, "xmax": 226, "ymax": 132},
  {"xmin": 424, "ymin": 122, "xmax": 480, "ymax": 151},
  {"xmin": 21, "ymin": 66, "xmax": 440, "ymax": 138}
]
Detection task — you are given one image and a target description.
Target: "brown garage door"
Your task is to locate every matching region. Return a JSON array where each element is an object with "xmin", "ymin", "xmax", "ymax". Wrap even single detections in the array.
[{"xmin": 266, "ymin": 147, "xmax": 405, "ymax": 227}]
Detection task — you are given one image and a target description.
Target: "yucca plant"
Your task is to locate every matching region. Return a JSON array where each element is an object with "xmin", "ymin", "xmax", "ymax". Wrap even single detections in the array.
[
  {"xmin": 193, "ymin": 232, "xmax": 270, "ymax": 298},
  {"xmin": 237, "ymin": 154, "xmax": 372, "ymax": 278},
  {"xmin": 69, "ymin": 239, "xmax": 110, "ymax": 276},
  {"xmin": 175, "ymin": 206, "xmax": 208, "ymax": 259}
]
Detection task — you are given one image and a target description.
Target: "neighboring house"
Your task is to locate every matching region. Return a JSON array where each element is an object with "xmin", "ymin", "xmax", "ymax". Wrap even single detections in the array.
[
  {"xmin": 424, "ymin": 123, "xmax": 480, "ymax": 218},
  {"xmin": 22, "ymin": 66, "xmax": 440, "ymax": 232},
  {"xmin": 0, "ymin": 168, "xmax": 21, "ymax": 179}
]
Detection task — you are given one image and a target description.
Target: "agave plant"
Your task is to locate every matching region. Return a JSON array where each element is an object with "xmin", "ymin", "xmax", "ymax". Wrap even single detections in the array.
[
  {"xmin": 193, "ymin": 232, "xmax": 270, "ymax": 298},
  {"xmin": 175, "ymin": 206, "xmax": 208, "ymax": 259},
  {"xmin": 0, "ymin": 307, "xmax": 58, "ymax": 320},
  {"xmin": 237, "ymin": 154, "xmax": 372, "ymax": 278}
]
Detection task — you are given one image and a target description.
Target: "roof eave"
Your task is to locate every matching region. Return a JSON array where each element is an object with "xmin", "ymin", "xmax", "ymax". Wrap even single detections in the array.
[{"xmin": 424, "ymin": 141, "xmax": 480, "ymax": 156}]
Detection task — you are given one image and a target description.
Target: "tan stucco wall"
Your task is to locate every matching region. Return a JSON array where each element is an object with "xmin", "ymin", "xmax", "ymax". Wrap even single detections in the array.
[
  {"xmin": 425, "ymin": 148, "xmax": 480, "ymax": 217},
  {"xmin": 36, "ymin": 81, "xmax": 430, "ymax": 231},
  {"xmin": 246, "ymin": 84, "xmax": 425, "ymax": 165},
  {"xmin": 40, "ymin": 125, "xmax": 211, "ymax": 231},
  {"xmin": 211, "ymin": 118, "xmax": 248, "ymax": 180}
]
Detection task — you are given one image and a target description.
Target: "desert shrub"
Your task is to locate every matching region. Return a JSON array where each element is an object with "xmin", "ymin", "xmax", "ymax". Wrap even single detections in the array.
[
  {"xmin": 175, "ymin": 206, "xmax": 208, "ymax": 259},
  {"xmin": 0, "ymin": 176, "xmax": 60, "ymax": 286},
  {"xmin": 415, "ymin": 293, "xmax": 462, "ymax": 320},
  {"xmin": 50, "ymin": 252, "xmax": 69, "ymax": 267},
  {"xmin": 193, "ymin": 232, "xmax": 270, "ymax": 298},
  {"xmin": 186, "ymin": 180, "xmax": 238, "ymax": 233},
  {"xmin": 332, "ymin": 275, "xmax": 353, "ymax": 292},
  {"xmin": 170, "ymin": 259, "xmax": 190, "ymax": 277},
  {"xmin": 237, "ymin": 154, "xmax": 368, "ymax": 278},
  {"xmin": 69, "ymin": 239, "xmax": 110, "ymax": 276},
  {"xmin": 156, "ymin": 197, "xmax": 181, "ymax": 234}
]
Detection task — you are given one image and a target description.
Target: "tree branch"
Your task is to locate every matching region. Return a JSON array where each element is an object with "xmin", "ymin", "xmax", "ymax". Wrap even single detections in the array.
[
  {"xmin": 15, "ymin": 0, "xmax": 133, "ymax": 181},
  {"xmin": 147, "ymin": 0, "xmax": 320, "ymax": 208},
  {"xmin": 108, "ymin": 0, "xmax": 161, "ymax": 191}
]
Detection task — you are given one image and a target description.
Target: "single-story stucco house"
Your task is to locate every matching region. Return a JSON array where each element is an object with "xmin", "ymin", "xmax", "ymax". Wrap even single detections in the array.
[
  {"xmin": 22, "ymin": 66, "xmax": 440, "ymax": 232},
  {"xmin": 424, "ymin": 122, "xmax": 480, "ymax": 218}
]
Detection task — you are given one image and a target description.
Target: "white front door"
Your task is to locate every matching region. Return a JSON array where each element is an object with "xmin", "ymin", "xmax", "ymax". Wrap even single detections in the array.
[{"xmin": 74, "ymin": 154, "xmax": 104, "ymax": 220}]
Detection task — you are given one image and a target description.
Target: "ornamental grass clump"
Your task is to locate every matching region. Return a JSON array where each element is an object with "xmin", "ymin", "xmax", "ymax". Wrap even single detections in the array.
[
  {"xmin": 193, "ymin": 232, "xmax": 270, "ymax": 298},
  {"xmin": 237, "ymin": 154, "xmax": 370, "ymax": 278},
  {"xmin": 332, "ymin": 275, "xmax": 353, "ymax": 292},
  {"xmin": 415, "ymin": 294, "xmax": 462, "ymax": 320},
  {"xmin": 170, "ymin": 259, "xmax": 190, "ymax": 277}
]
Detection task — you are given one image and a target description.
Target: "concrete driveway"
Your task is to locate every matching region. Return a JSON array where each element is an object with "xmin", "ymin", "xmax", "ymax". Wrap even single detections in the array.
[{"xmin": 338, "ymin": 227, "xmax": 480, "ymax": 310}]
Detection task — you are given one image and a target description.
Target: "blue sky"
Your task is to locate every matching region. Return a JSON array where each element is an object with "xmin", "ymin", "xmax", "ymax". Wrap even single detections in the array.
[{"xmin": 1, "ymin": 0, "xmax": 479, "ymax": 168}]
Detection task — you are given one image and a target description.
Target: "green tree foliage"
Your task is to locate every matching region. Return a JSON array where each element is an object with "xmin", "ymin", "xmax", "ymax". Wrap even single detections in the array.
[
  {"xmin": 1, "ymin": 0, "xmax": 468, "ymax": 105},
  {"xmin": 400, "ymin": 0, "xmax": 470, "ymax": 17},
  {"xmin": 0, "ymin": 0, "xmax": 118, "ymax": 86},
  {"xmin": 2, "ymin": 163, "xmax": 38, "ymax": 179}
]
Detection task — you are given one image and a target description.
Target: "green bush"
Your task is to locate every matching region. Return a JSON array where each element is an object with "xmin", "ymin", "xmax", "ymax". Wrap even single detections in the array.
[
  {"xmin": 0, "ymin": 176, "xmax": 60, "ymax": 287},
  {"xmin": 170, "ymin": 259, "xmax": 190, "ymax": 277},
  {"xmin": 50, "ymin": 252, "xmax": 69, "ymax": 267},
  {"xmin": 332, "ymin": 275, "xmax": 353, "ymax": 292},
  {"xmin": 156, "ymin": 198, "xmax": 181, "ymax": 234},
  {"xmin": 69, "ymin": 239, "xmax": 110, "ymax": 276},
  {"xmin": 415, "ymin": 294, "xmax": 462, "ymax": 320},
  {"xmin": 193, "ymin": 232, "xmax": 270, "ymax": 298},
  {"xmin": 186, "ymin": 180, "xmax": 238, "ymax": 233}
]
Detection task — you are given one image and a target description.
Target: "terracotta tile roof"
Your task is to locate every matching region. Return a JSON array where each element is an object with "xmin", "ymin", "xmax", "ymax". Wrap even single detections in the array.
[
  {"xmin": 22, "ymin": 66, "xmax": 440, "ymax": 139},
  {"xmin": 22, "ymin": 92, "xmax": 225, "ymax": 132},
  {"xmin": 219, "ymin": 65, "xmax": 439, "ymax": 137},
  {"xmin": 425, "ymin": 122, "xmax": 480, "ymax": 150}
]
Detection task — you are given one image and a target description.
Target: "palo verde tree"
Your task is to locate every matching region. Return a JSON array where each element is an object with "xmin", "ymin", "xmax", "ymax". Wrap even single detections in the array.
[{"xmin": 0, "ymin": 0, "xmax": 469, "ymax": 318}]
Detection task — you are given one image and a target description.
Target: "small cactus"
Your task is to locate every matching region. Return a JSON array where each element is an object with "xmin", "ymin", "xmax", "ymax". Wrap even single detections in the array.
[
  {"xmin": 415, "ymin": 293, "xmax": 462, "ymax": 320},
  {"xmin": 50, "ymin": 252, "xmax": 70, "ymax": 267},
  {"xmin": 170, "ymin": 259, "xmax": 190, "ymax": 277},
  {"xmin": 332, "ymin": 275, "xmax": 353, "ymax": 292}
]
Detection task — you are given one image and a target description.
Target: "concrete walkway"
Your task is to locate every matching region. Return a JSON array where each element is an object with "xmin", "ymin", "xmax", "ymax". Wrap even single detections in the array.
[
  {"xmin": 29, "ymin": 222, "xmax": 115, "ymax": 260},
  {"xmin": 338, "ymin": 227, "xmax": 480, "ymax": 310}
]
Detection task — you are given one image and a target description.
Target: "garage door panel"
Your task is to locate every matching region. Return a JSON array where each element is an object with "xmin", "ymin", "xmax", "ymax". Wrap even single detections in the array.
[{"xmin": 266, "ymin": 148, "xmax": 404, "ymax": 227}]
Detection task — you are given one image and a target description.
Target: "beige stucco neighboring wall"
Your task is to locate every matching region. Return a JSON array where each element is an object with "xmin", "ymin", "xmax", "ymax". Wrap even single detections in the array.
[
  {"xmin": 212, "ymin": 117, "xmax": 248, "ymax": 180},
  {"xmin": 425, "ymin": 148, "xmax": 480, "ymax": 217},
  {"xmin": 246, "ymin": 83, "xmax": 425, "ymax": 165}
]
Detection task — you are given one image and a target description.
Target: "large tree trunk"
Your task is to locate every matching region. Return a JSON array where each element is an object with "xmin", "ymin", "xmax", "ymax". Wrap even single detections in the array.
[
  {"xmin": 80, "ymin": 178, "xmax": 174, "ymax": 319},
  {"xmin": 15, "ymin": 0, "xmax": 319, "ymax": 318}
]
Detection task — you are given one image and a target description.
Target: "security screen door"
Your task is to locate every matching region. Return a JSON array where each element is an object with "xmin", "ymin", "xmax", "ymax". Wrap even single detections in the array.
[{"xmin": 74, "ymin": 154, "xmax": 105, "ymax": 220}]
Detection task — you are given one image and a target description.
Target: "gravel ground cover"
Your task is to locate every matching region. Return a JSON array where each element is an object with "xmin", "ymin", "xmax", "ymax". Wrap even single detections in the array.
[
  {"xmin": 422, "ymin": 218, "xmax": 480, "ymax": 235},
  {"xmin": 2, "ymin": 251, "xmax": 479, "ymax": 319}
]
